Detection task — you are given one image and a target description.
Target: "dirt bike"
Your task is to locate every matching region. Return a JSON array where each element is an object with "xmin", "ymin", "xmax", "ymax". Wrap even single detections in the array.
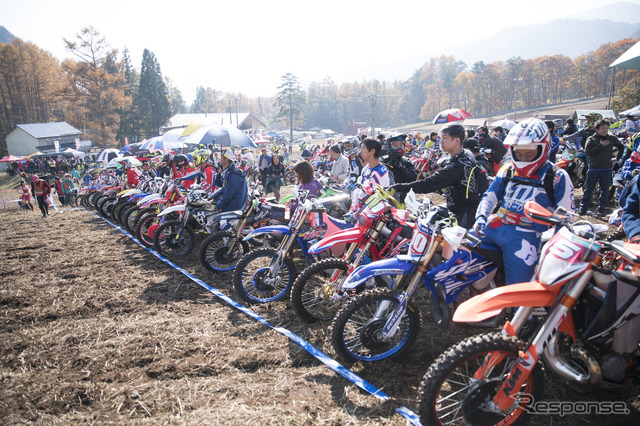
[
  {"xmin": 232, "ymin": 189, "xmax": 352, "ymax": 304},
  {"xmin": 134, "ymin": 183, "xmax": 186, "ymax": 248},
  {"xmin": 289, "ymin": 185, "xmax": 413, "ymax": 323},
  {"xmin": 199, "ymin": 185, "xmax": 289, "ymax": 272},
  {"xmin": 555, "ymin": 141, "xmax": 587, "ymax": 188},
  {"xmin": 152, "ymin": 185, "xmax": 218, "ymax": 257},
  {"xmin": 329, "ymin": 202, "xmax": 496, "ymax": 363},
  {"xmin": 416, "ymin": 201, "xmax": 640, "ymax": 426}
]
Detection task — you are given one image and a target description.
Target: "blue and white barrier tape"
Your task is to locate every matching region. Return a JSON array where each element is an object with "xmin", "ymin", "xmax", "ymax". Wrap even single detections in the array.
[{"xmin": 79, "ymin": 208, "xmax": 422, "ymax": 425}]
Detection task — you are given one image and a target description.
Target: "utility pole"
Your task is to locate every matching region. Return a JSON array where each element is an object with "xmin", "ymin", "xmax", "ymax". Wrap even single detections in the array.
[
  {"xmin": 607, "ymin": 68, "xmax": 616, "ymax": 110},
  {"xmin": 513, "ymin": 78, "xmax": 523, "ymax": 122},
  {"xmin": 235, "ymin": 97, "xmax": 239, "ymax": 128},
  {"xmin": 228, "ymin": 100, "xmax": 232, "ymax": 125},
  {"xmin": 368, "ymin": 95, "xmax": 377, "ymax": 138}
]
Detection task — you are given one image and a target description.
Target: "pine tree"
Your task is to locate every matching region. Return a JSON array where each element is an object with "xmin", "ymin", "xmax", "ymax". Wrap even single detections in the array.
[
  {"xmin": 273, "ymin": 73, "xmax": 305, "ymax": 145},
  {"xmin": 116, "ymin": 48, "xmax": 139, "ymax": 144},
  {"xmin": 135, "ymin": 49, "xmax": 171, "ymax": 138}
]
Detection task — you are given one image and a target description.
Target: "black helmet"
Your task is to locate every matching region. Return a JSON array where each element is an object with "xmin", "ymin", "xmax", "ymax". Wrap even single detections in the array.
[
  {"xmin": 386, "ymin": 132, "xmax": 407, "ymax": 158},
  {"xmin": 173, "ymin": 154, "xmax": 189, "ymax": 168}
]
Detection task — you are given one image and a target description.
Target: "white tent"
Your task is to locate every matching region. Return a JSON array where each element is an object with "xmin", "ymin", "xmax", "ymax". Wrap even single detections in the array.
[
  {"xmin": 620, "ymin": 104, "xmax": 640, "ymax": 117},
  {"xmin": 64, "ymin": 148, "xmax": 86, "ymax": 159},
  {"xmin": 96, "ymin": 149, "xmax": 121, "ymax": 164},
  {"xmin": 610, "ymin": 39, "xmax": 640, "ymax": 71}
]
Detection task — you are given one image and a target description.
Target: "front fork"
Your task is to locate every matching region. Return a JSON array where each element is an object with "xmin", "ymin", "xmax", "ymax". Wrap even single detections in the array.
[
  {"xmin": 269, "ymin": 210, "xmax": 310, "ymax": 278},
  {"xmin": 377, "ymin": 235, "xmax": 444, "ymax": 340}
]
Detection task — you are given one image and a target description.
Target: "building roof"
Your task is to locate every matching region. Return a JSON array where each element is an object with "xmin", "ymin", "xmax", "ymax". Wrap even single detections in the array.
[{"xmin": 16, "ymin": 122, "xmax": 82, "ymax": 139}]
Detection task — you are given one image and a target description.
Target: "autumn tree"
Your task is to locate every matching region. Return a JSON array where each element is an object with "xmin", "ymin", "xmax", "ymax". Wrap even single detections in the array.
[
  {"xmin": 0, "ymin": 39, "xmax": 66, "ymax": 155},
  {"xmin": 62, "ymin": 27, "xmax": 129, "ymax": 148}
]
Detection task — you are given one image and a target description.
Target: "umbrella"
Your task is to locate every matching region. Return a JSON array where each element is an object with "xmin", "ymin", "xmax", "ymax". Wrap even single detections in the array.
[
  {"xmin": 266, "ymin": 131, "xmax": 281, "ymax": 138},
  {"xmin": 26, "ymin": 151, "xmax": 43, "ymax": 159},
  {"xmin": 63, "ymin": 148, "xmax": 86, "ymax": 159},
  {"xmin": 432, "ymin": 108, "xmax": 472, "ymax": 124},
  {"xmin": 160, "ymin": 128, "xmax": 187, "ymax": 143},
  {"xmin": 119, "ymin": 142, "xmax": 144, "ymax": 156},
  {"xmin": 180, "ymin": 117, "xmax": 221, "ymax": 137},
  {"xmin": 491, "ymin": 118, "xmax": 517, "ymax": 130},
  {"xmin": 254, "ymin": 136, "xmax": 271, "ymax": 144},
  {"xmin": 106, "ymin": 156, "xmax": 142, "ymax": 169},
  {"xmin": 0, "ymin": 154, "xmax": 26, "ymax": 162},
  {"xmin": 184, "ymin": 124, "xmax": 257, "ymax": 148},
  {"xmin": 139, "ymin": 136, "xmax": 190, "ymax": 151},
  {"xmin": 620, "ymin": 104, "xmax": 640, "ymax": 117}
]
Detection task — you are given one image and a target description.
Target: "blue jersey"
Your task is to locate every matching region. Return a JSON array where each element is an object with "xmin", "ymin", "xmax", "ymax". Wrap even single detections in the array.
[{"xmin": 476, "ymin": 161, "xmax": 574, "ymax": 233}]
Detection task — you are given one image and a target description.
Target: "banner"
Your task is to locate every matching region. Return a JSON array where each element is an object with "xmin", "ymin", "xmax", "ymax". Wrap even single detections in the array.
[
  {"xmin": 53, "ymin": 140, "xmax": 60, "ymax": 152},
  {"xmin": 125, "ymin": 137, "xmax": 128, "ymax": 146},
  {"xmin": 75, "ymin": 138, "xmax": 80, "ymax": 150}
]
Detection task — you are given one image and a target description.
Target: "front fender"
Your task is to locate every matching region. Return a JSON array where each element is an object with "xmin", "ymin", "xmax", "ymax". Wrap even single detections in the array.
[
  {"xmin": 244, "ymin": 225, "xmax": 289, "ymax": 242},
  {"xmin": 138, "ymin": 193, "xmax": 162, "ymax": 206},
  {"xmin": 452, "ymin": 281, "xmax": 561, "ymax": 323},
  {"xmin": 308, "ymin": 227, "xmax": 365, "ymax": 254},
  {"xmin": 341, "ymin": 257, "xmax": 414, "ymax": 291},
  {"xmin": 158, "ymin": 204, "xmax": 186, "ymax": 217}
]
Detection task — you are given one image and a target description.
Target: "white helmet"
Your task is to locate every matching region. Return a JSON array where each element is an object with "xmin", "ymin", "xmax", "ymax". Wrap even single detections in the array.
[{"xmin": 504, "ymin": 118, "xmax": 550, "ymax": 177}]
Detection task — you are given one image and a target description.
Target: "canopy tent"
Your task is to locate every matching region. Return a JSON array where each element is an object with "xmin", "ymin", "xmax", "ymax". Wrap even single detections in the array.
[
  {"xmin": 620, "ymin": 104, "xmax": 640, "ymax": 117},
  {"xmin": 96, "ymin": 149, "xmax": 121, "ymax": 164},
  {"xmin": 0, "ymin": 154, "xmax": 26, "ymax": 162},
  {"xmin": 63, "ymin": 148, "xmax": 86, "ymax": 159},
  {"xmin": 609, "ymin": 39, "xmax": 640, "ymax": 71}
]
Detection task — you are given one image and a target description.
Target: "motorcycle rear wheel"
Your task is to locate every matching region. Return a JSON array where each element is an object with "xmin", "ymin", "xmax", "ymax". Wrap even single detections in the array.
[{"xmin": 417, "ymin": 332, "xmax": 544, "ymax": 426}]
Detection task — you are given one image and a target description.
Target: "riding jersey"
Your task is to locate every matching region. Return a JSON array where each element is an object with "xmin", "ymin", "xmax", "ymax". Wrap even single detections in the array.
[
  {"xmin": 199, "ymin": 163, "xmax": 216, "ymax": 193},
  {"xmin": 620, "ymin": 151, "xmax": 640, "ymax": 181},
  {"xmin": 476, "ymin": 161, "xmax": 574, "ymax": 233}
]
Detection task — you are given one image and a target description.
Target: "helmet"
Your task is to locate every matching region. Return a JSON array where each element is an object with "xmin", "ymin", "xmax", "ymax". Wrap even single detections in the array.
[
  {"xmin": 163, "ymin": 153, "xmax": 174, "ymax": 164},
  {"xmin": 31, "ymin": 175, "xmax": 38, "ymax": 181},
  {"xmin": 585, "ymin": 112, "xmax": 602, "ymax": 121},
  {"xmin": 173, "ymin": 154, "xmax": 189, "ymax": 168},
  {"xmin": 386, "ymin": 132, "xmax": 407, "ymax": 158},
  {"xmin": 193, "ymin": 149, "xmax": 212, "ymax": 167},
  {"xmin": 117, "ymin": 158, "xmax": 131, "ymax": 169},
  {"xmin": 341, "ymin": 138, "xmax": 360, "ymax": 157},
  {"xmin": 504, "ymin": 118, "xmax": 550, "ymax": 177},
  {"xmin": 462, "ymin": 138, "xmax": 480, "ymax": 152}
]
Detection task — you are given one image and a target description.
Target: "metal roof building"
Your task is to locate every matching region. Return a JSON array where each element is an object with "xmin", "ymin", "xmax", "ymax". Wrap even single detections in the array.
[{"xmin": 6, "ymin": 122, "xmax": 85, "ymax": 156}]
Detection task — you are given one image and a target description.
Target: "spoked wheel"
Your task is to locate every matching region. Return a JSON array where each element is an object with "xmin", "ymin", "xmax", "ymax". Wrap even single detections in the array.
[
  {"xmin": 330, "ymin": 287, "xmax": 421, "ymax": 362},
  {"xmin": 417, "ymin": 333, "xmax": 544, "ymax": 426},
  {"xmin": 153, "ymin": 220, "xmax": 195, "ymax": 257},
  {"xmin": 200, "ymin": 230, "xmax": 250, "ymax": 272},
  {"xmin": 233, "ymin": 247, "xmax": 296, "ymax": 304},
  {"xmin": 285, "ymin": 171, "xmax": 297, "ymax": 185},
  {"xmin": 136, "ymin": 213, "xmax": 159, "ymax": 248},
  {"xmin": 123, "ymin": 206, "xmax": 141, "ymax": 233},
  {"xmin": 101, "ymin": 196, "xmax": 118, "ymax": 220},
  {"xmin": 290, "ymin": 258, "xmax": 349, "ymax": 322}
]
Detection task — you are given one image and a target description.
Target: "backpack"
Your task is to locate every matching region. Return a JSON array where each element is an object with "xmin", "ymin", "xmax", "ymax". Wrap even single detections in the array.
[
  {"xmin": 465, "ymin": 162, "xmax": 490, "ymax": 202},
  {"xmin": 502, "ymin": 163, "xmax": 559, "ymax": 204}
]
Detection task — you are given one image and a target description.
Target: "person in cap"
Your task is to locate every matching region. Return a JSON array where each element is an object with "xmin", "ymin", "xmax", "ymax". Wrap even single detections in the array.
[
  {"xmin": 463, "ymin": 138, "xmax": 491, "ymax": 175},
  {"xmin": 212, "ymin": 149, "xmax": 248, "ymax": 212}
]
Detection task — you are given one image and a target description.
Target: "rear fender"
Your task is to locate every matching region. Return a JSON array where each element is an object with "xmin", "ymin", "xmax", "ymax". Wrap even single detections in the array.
[
  {"xmin": 158, "ymin": 204, "xmax": 186, "ymax": 217},
  {"xmin": 308, "ymin": 227, "xmax": 365, "ymax": 254},
  {"xmin": 244, "ymin": 225, "xmax": 289, "ymax": 242},
  {"xmin": 341, "ymin": 257, "xmax": 414, "ymax": 291},
  {"xmin": 452, "ymin": 281, "xmax": 562, "ymax": 323}
]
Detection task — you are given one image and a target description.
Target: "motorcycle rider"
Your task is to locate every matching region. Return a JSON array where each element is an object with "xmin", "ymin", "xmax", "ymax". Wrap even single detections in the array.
[
  {"xmin": 212, "ymin": 149, "xmax": 248, "ymax": 213},
  {"xmin": 473, "ymin": 118, "xmax": 574, "ymax": 285},
  {"xmin": 347, "ymin": 137, "xmax": 390, "ymax": 218},
  {"xmin": 172, "ymin": 154, "xmax": 198, "ymax": 189},
  {"xmin": 462, "ymin": 138, "xmax": 492, "ymax": 175},
  {"xmin": 341, "ymin": 138, "xmax": 365, "ymax": 185},
  {"xmin": 193, "ymin": 149, "xmax": 216, "ymax": 193},
  {"xmin": 381, "ymin": 132, "xmax": 418, "ymax": 184},
  {"xmin": 564, "ymin": 111, "xmax": 601, "ymax": 149},
  {"xmin": 390, "ymin": 123, "xmax": 489, "ymax": 229}
]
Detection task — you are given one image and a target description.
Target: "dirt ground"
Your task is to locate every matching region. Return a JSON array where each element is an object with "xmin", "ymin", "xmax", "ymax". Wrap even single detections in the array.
[{"xmin": 0, "ymin": 180, "xmax": 639, "ymax": 425}]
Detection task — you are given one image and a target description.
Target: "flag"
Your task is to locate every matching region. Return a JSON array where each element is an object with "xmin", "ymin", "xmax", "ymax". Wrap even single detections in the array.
[
  {"xmin": 53, "ymin": 140, "xmax": 59, "ymax": 152},
  {"xmin": 125, "ymin": 137, "xmax": 129, "ymax": 146},
  {"xmin": 75, "ymin": 138, "xmax": 80, "ymax": 150}
]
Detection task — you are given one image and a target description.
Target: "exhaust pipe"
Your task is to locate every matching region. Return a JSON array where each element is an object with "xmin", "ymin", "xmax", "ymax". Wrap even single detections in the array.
[{"xmin": 543, "ymin": 333, "xmax": 602, "ymax": 387}]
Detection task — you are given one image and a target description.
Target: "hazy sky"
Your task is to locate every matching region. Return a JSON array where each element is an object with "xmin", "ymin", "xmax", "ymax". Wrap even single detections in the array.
[{"xmin": 0, "ymin": 0, "xmax": 634, "ymax": 104}]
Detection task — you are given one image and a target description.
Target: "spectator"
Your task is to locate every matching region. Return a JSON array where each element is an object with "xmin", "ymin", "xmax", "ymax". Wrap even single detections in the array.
[
  {"xmin": 476, "ymin": 125, "xmax": 507, "ymax": 174},
  {"xmin": 212, "ymin": 150, "xmax": 248, "ymax": 212},
  {"xmin": 545, "ymin": 120, "xmax": 561, "ymax": 163},
  {"xmin": 329, "ymin": 145, "xmax": 349, "ymax": 183},
  {"xmin": 18, "ymin": 180, "xmax": 34, "ymax": 211},
  {"xmin": 31, "ymin": 175, "xmax": 51, "ymax": 218},
  {"xmin": 579, "ymin": 119, "xmax": 624, "ymax": 215},
  {"xmin": 265, "ymin": 154, "xmax": 285, "ymax": 201},
  {"xmin": 257, "ymin": 148, "xmax": 271, "ymax": 188}
]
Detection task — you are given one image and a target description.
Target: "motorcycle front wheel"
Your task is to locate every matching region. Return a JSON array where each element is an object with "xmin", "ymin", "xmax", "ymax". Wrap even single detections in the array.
[
  {"xmin": 417, "ymin": 332, "xmax": 544, "ymax": 426},
  {"xmin": 200, "ymin": 230, "xmax": 250, "ymax": 272},
  {"xmin": 153, "ymin": 220, "xmax": 195, "ymax": 257},
  {"xmin": 290, "ymin": 258, "xmax": 349, "ymax": 322},
  {"xmin": 233, "ymin": 247, "xmax": 296, "ymax": 304},
  {"xmin": 330, "ymin": 287, "xmax": 421, "ymax": 362}
]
